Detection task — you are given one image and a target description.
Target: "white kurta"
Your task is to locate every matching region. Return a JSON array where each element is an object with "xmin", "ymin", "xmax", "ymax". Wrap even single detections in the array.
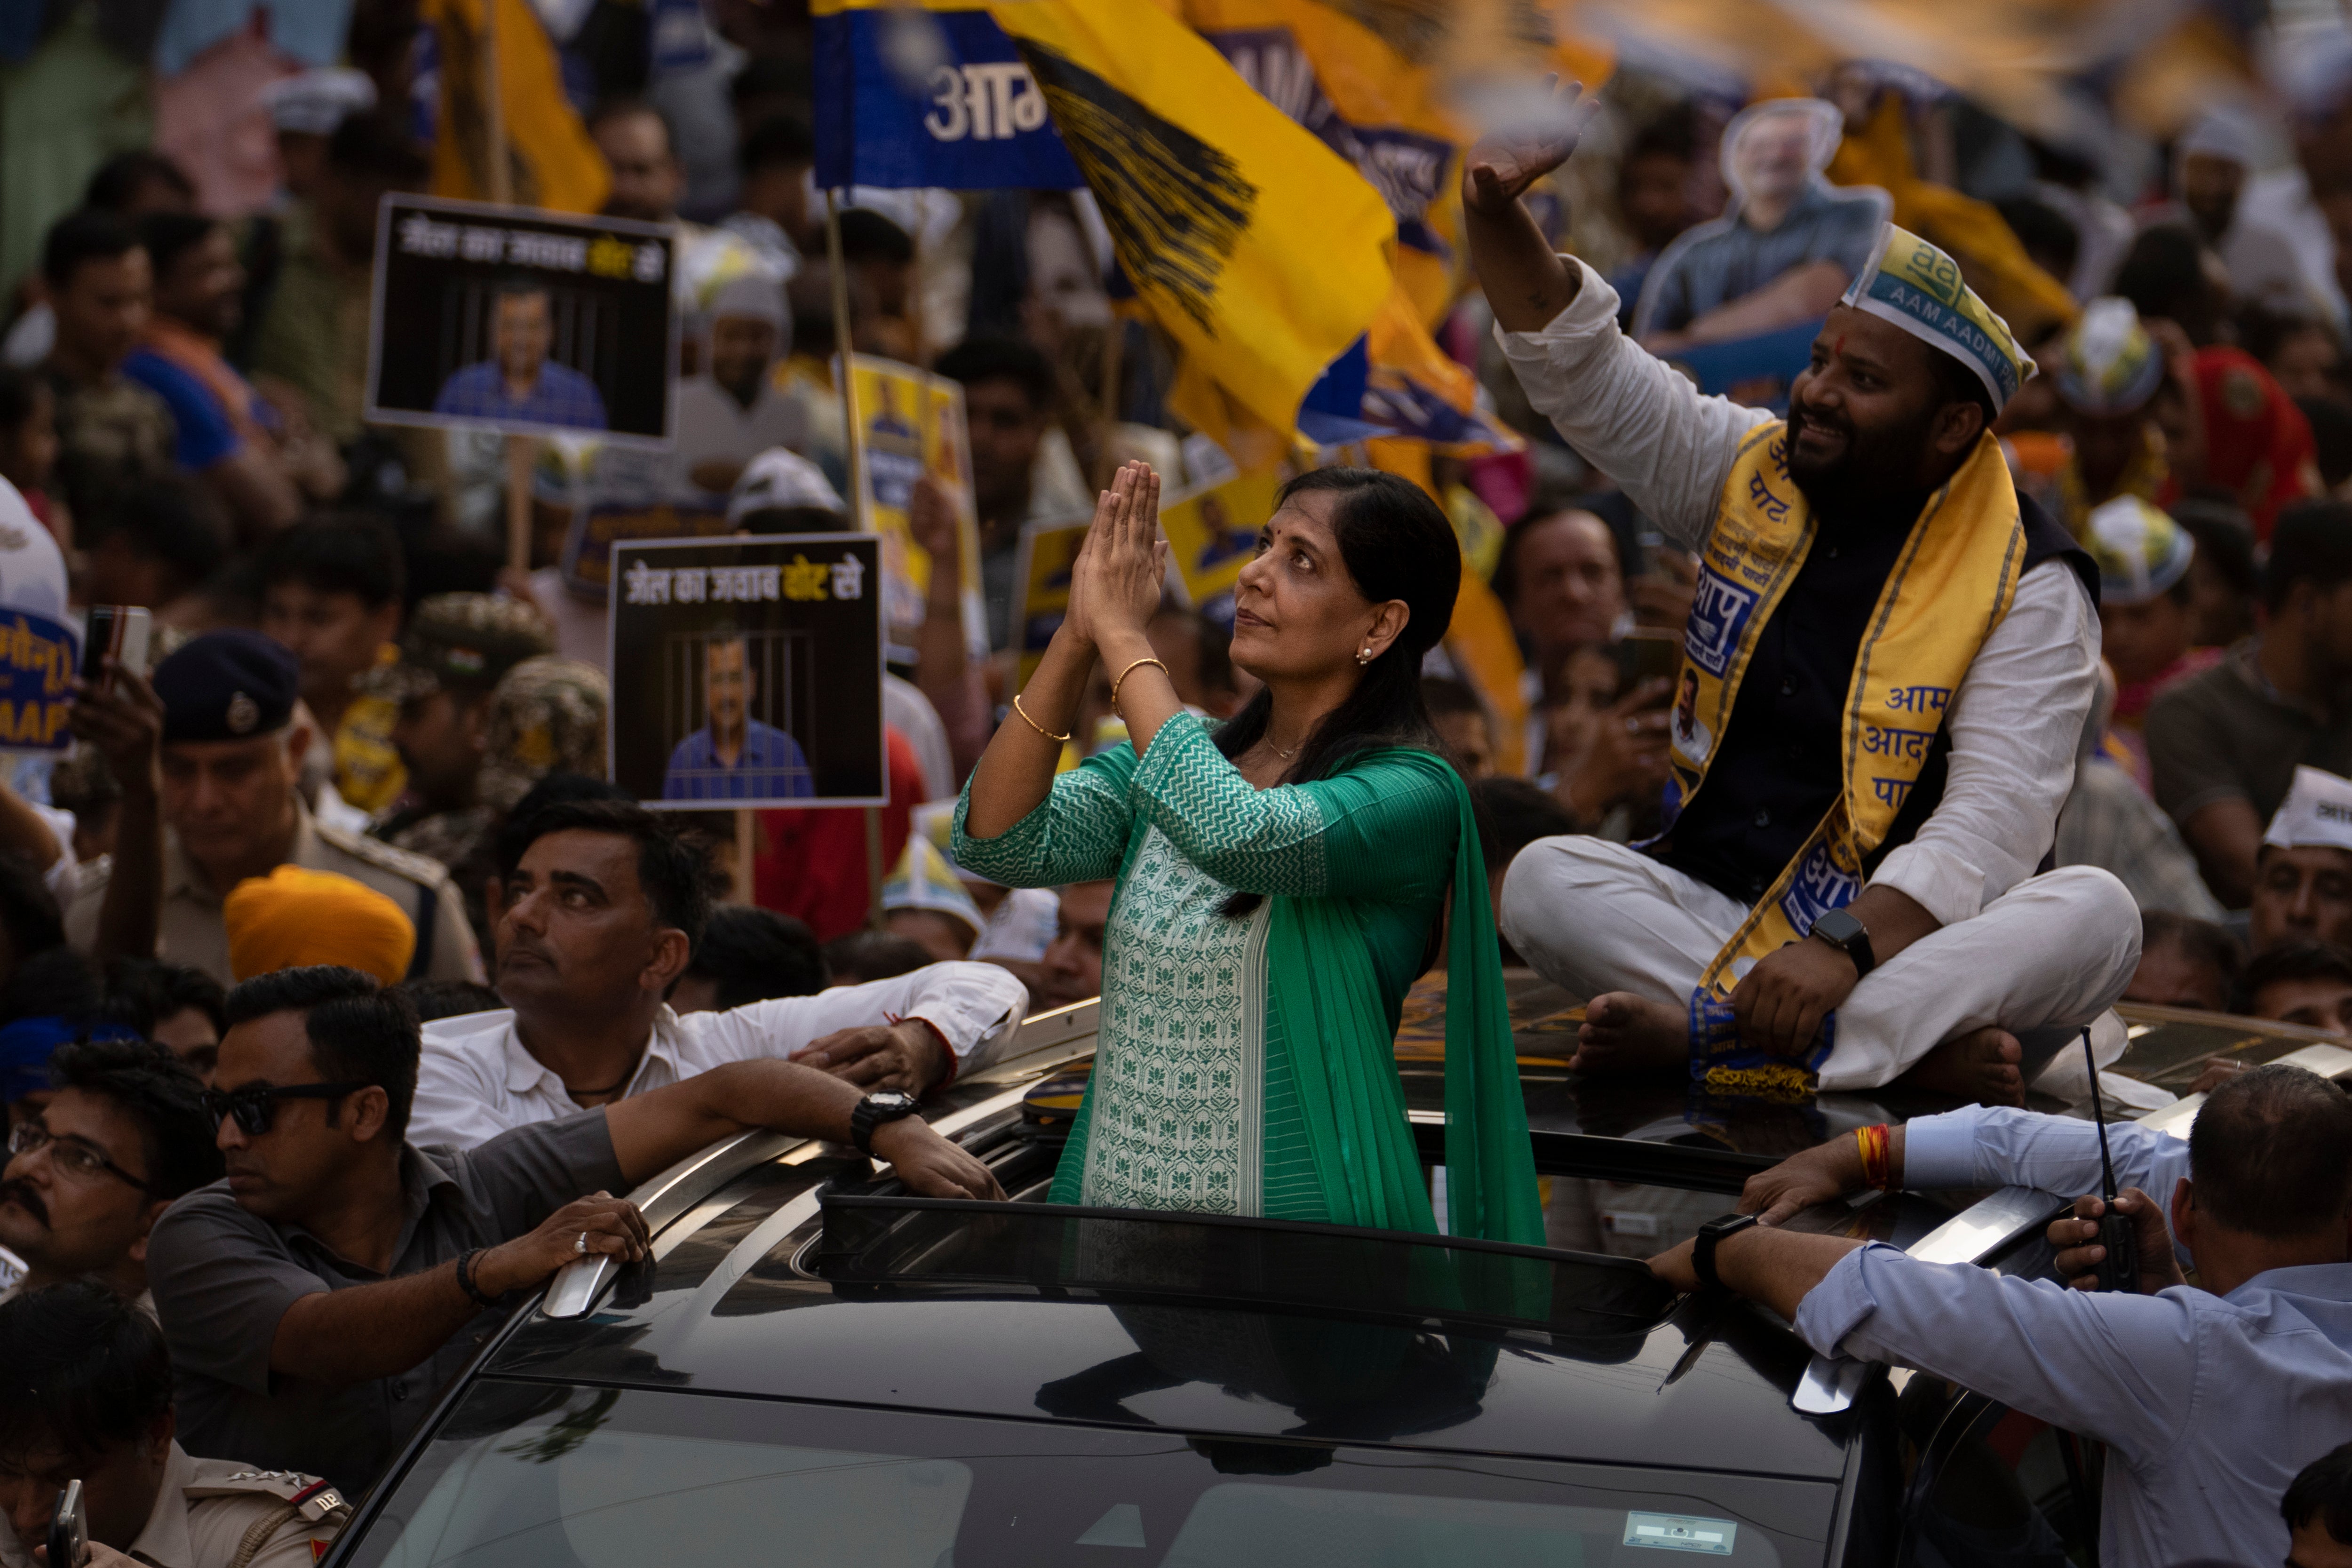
[{"xmin": 1491, "ymin": 260, "xmax": 2139, "ymax": 1086}]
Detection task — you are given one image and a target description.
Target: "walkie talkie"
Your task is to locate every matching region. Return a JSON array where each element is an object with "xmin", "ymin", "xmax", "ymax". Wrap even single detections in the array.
[{"xmin": 2079, "ymin": 1026, "xmax": 2139, "ymax": 1293}]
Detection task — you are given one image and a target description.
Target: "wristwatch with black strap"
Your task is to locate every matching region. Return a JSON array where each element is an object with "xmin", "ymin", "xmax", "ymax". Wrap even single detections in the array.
[
  {"xmin": 849, "ymin": 1090, "xmax": 921, "ymax": 1156},
  {"xmin": 1692, "ymin": 1211, "xmax": 1762, "ymax": 1292},
  {"xmin": 1807, "ymin": 907, "xmax": 1876, "ymax": 979}
]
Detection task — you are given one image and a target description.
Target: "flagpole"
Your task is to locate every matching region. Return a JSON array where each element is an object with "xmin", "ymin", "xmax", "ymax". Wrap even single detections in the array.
[
  {"xmin": 825, "ymin": 187, "xmax": 884, "ymax": 928},
  {"xmin": 481, "ymin": 0, "xmax": 536, "ymax": 579}
]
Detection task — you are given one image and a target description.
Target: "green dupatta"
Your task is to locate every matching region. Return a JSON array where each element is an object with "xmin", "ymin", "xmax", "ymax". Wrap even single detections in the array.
[{"xmin": 1263, "ymin": 749, "xmax": 1544, "ymax": 1246}]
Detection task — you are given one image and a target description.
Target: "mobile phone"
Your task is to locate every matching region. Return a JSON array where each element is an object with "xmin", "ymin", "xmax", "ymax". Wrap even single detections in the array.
[
  {"xmin": 1614, "ymin": 629, "xmax": 1681, "ymax": 699},
  {"xmin": 81, "ymin": 605, "xmax": 152, "ymax": 691},
  {"xmin": 48, "ymin": 1479, "xmax": 88, "ymax": 1568}
]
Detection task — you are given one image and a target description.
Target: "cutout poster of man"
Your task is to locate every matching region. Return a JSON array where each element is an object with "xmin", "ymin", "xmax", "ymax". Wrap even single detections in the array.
[
  {"xmin": 366, "ymin": 194, "xmax": 677, "ymax": 443},
  {"xmin": 608, "ymin": 536, "xmax": 886, "ymax": 806}
]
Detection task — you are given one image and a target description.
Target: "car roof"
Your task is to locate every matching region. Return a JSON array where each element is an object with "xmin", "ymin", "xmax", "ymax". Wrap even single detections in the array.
[{"xmin": 476, "ymin": 995, "xmax": 2001, "ymax": 1485}]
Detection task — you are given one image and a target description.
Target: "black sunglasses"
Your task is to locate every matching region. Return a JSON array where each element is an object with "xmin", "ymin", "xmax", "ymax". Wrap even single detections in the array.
[{"xmin": 201, "ymin": 1082, "xmax": 371, "ymax": 1137}]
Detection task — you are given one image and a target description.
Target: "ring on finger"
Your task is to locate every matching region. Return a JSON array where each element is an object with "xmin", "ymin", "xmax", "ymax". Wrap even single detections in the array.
[{"xmin": 573, "ymin": 1231, "xmax": 588, "ymax": 1256}]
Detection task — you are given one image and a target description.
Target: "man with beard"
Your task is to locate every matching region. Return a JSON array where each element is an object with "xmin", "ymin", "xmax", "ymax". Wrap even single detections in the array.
[
  {"xmin": 1466, "ymin": 96, "xmax": 2137, "ymax": 1102},
  {"xmin": 0, "ymin": 1037, "xmax": 220, "ymax": 1311}
]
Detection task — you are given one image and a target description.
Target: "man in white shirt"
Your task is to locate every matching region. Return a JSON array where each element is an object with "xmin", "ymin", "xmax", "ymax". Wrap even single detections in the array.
[
  {"xmin": 1464, "ymin": 99, "xmax": 2138, "ymax": 1100},
  {"xmin": 409, "ymin": 796, "xmax": 1025, "ymax": 1149}
]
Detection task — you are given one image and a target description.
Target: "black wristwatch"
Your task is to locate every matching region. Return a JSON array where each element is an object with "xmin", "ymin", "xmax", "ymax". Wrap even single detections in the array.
[
  {"xmin": 1693, "ymin": 1212, "xmax": 1762, "ymax": 1292},
  {"xmin": 1808, "ymin": 907, "xmax": 1876, "ymax": 979},
  {"xmin": 850, "ymin": 1091, "xmax": 922, "ymax": 1155}
]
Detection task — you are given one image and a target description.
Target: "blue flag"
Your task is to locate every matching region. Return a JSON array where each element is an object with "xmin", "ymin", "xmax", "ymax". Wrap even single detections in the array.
[{"xmin": 813, "ymin": 0, "xmax": 1084, "ymax": 191}]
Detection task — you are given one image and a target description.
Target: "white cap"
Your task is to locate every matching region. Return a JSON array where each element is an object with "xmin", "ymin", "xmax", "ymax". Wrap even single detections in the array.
[
  {"xmin": 2264, "ymin": 765, "xmax": 2352, "ymax": 852},
  {"xmin": 261, "ymin": 69, "xmax": 378, "ymax": 136},
  {"xmin": 728, "ymin": 448, "xmax": 846, "ymax": 523}
]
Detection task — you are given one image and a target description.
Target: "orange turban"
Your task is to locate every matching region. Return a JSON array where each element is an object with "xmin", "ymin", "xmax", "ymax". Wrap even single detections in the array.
[{"xmin": 224, "ymin": 866, "xmax": 416, "ymax": 986}]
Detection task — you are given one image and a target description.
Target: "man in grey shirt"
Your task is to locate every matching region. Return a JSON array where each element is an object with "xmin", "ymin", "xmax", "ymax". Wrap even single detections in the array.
[
  {"xmin": 1632, "ymin": 98, "xmax": 1889, "ymax": 351},
  {"xmin": 146, "ymin": 966, "xmax": 1001, "ymax": 1496}
]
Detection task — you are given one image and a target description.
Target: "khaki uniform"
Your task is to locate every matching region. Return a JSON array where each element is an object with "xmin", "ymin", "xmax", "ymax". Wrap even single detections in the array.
[
  {"xmin": 67, "ymin": 799, "xmax": 483, "ymax": 987},
  {"xmin": 0, "ymin": 1445, "xmax": 349, "ymax": 1568}
]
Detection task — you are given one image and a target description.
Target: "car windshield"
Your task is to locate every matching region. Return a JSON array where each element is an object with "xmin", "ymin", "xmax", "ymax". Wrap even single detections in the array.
[{"xmin": 352, "ymin": 1382, "xmax": 1826, "ymax": 1568}]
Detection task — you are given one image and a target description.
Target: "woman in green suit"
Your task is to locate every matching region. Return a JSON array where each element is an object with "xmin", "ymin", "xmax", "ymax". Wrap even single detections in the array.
[{"xmin": 956, "ymin": 461, "xmax": 1540, "ymax": 1244}]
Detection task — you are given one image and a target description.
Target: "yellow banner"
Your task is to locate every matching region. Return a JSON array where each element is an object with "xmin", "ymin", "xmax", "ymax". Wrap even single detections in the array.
[
  {"xmin": 990, "ymin": 0, "xmax": 1393, "ymax": 445},
  {"xmin": 1158, "ymin": 466, "xmax": 1283, "ymax": 607},
  {"xmin": 847, "ymin": 354, "xmax": 987, "ymax": 660},
  {"xmin": 1010, "ymin": 513, "xmax": 1094, "ymax": 687}
]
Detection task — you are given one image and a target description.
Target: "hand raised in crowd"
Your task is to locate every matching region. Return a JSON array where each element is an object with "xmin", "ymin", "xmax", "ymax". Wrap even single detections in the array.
[
  {"xmin": 870, "ymin": 1117, "xmax": 1006, "ymax": 1201},
  {"xmin": 1629, "ymin": 550, "xmax": 1699, "ymax": 633},
  {"xmin": 66, "ymin": 661, "xmax": 164, "ymax": 798},
  {"xmin": 473, "ymin": 1192, "xmax": 652, "ymax": 1296},
  {"xmin": 907, "ymin": 474, "xmax": 961, "ymax": 566},
  {"xmin": 790, "ymin": 1020, "xmax": 951, "ymax": 1095},
  {"xmin": 1460, "ymin": 76, "xmax": 1596, "ymax": 217},
  {"xmin": 1555, "ymin": 677, "xmax": 1672, "ymax": 827},
  {"xmin": 2047, "ymin": 1188, "xmax": 2188, "ymax": 1295},
  {"xmin": 1066, "ymin": 460, "xmax": 1165, "ymax": 647},
  {"xmin": 1737, "ymin": 1133, "xmax": 1867, "ymax": 1226}
]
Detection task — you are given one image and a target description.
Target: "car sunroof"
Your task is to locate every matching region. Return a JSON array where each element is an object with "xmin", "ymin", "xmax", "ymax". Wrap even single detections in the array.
[{"xmin": 805, "ymin": 1194, "xmax": 1677, "ymax": 1342}]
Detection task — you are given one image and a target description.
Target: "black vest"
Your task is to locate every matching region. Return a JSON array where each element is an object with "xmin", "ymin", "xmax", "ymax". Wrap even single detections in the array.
[{"xmin": 1651, "ymin": 488, "xmax": 2093, "ymax": 907}]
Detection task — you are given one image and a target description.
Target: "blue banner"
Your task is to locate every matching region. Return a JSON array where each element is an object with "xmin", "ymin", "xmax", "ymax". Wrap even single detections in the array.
[
  {"xmin": 813, "ymin": 8, "xmax": 1085, "ymax": 192},
  {"xmin": 0, "ymin": 611, "xmax": 79, "ymax": 753}
]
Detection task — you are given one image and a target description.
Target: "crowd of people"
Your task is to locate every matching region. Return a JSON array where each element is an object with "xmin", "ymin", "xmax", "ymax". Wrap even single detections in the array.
[{"xmin": 0, "ymin": 2, "xmax": 2346, "ymax": 1564}]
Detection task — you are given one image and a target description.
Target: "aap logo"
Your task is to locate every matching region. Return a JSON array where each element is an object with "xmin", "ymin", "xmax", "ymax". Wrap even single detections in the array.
[{"xmin": 1683, "ymin": 566, "xmax": 1759, "ymax": 678}]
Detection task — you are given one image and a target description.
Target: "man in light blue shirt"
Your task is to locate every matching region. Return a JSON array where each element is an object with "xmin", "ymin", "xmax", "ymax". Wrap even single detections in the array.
[
  {"xmin": 432, "ymin": 281, "xmax": 608, "ymax": 432},
  {"xmin": 1659, "ymin": 1065, "xmax": 2352, "ymax": 1568},
  {"xmin": 660, "ymin": 633, "xmax": 813, "ymax": 801}
]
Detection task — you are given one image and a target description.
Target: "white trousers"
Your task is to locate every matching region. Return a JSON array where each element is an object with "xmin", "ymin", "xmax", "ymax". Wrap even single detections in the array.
[{"xmin": 1498, "ymin": 835, "xmax": 2144, "ymax": 1091}]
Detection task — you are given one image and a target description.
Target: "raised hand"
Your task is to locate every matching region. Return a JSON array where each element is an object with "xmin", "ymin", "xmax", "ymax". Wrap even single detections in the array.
[
  {"xmin": 1072, "ymin": 461, "xmax": 1166, "ymax": 646},
  {"xmin": 1462, "ymin": 77, "xmax": 1594, "ymax": 217}
]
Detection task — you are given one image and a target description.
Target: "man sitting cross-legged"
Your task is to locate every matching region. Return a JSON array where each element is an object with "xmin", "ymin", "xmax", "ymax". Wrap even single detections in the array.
[
  {"xmin": 411, "ymin": 797, "xmax": 1026, "ymax": 1148},
  {"xmin": 1463, "ymin": 90, "xmax": 2139, "ymax": 1101},
  {"xmin": 146, "ymin": 966, "xmax": 1001, "ymax": 1497}
]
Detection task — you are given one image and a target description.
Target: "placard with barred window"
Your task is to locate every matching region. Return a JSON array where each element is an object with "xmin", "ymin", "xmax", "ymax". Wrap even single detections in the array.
[
  {"xmin": 365, "ymin": 193, "xmax": 677, "ymax": 444},
  {"xmin": 607, "ymin": 536, "xmax": 884, "ymax": 807}
]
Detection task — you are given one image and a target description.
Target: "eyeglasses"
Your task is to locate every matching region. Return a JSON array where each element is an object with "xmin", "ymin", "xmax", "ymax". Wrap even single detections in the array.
[
  {"xmin": 6, "ymin": 1122, "xmax": 150, "ymax": 1193},
  {"xmin": 200, "ymin": 1082, "xmax": 370, "ymax": 1138}
]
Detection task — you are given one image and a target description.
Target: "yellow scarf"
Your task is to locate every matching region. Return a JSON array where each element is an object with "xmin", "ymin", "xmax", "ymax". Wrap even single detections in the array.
[{"xmin": 1671, "ymin": 424, "xmax": 2027, "ymax": 1006}]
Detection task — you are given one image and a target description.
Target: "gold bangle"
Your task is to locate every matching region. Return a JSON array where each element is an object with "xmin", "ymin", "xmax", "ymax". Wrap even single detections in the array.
[
  {"xmin": 1110, "ymin": 656, "xmax": 1168, "ymax": 707},
  {"xmin": 1010, "ymin": 692, "xmax": 1071, "ymax": 744}
]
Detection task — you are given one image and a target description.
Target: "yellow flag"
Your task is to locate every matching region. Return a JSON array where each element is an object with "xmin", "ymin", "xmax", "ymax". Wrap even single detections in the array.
[
  {"xmin": 422, "ymin": 0, "xmax": 610, "ymax": 215},
  {"xmin": 989, "ymin": 0, "xmax": 1393, "ymax": 444},
  {"xmin": 1180, "ymin": 0, "xmax": 1612, "ymax": 325}
]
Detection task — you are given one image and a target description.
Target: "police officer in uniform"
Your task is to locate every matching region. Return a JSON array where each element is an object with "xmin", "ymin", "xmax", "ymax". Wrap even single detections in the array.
[
  {"xmin": 65, "ymin": 631, "xmax": 481, "ymax": 986},
  {"xmin": 0, "ymin": 1285, "xmax": 350, "ymax": 1568}
]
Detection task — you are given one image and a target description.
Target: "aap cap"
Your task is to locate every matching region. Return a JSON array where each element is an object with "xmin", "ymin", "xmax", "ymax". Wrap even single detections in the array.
[
  {"xmin": 153, "ymin": 630, "xmax": 299, "ymax": 744},
  {"xmin": 729, "ymin": 448, "xmax": 848, "ymax": 524},
  {"xmin": 881, "ymin": 837, "xmax": 985, "ymax": 944},
  {"xmin": 2054, "ymin": 298, "xmax": 2164, "ymax": 416},
  {"xmin": 261, "ymin": 68, "xmax": 377, "ymax": 136},
  {"xmin": 2085, "ymin": 496, "xmax": 2195, "ymax": 605},
  {"xmin": 1840, "ymin": 223, "xmax": 2035, "ymax": 410},
  {"xmin": 362, "ymin": 594, "xmax": 556, "ymax": 705},
  {"xmin": 2264, "ymin": 765, "xmax": 2352, "ymax": 853}
]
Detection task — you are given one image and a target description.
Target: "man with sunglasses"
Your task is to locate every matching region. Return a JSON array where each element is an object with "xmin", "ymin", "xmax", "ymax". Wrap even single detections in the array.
[
  {"xmin": 144, "ymin": 964, "xmax": 1002, "ymax": 1497},
  {"xmin": 0, "ymin": 1036, "xmax": 219, "ymax": 1313}
]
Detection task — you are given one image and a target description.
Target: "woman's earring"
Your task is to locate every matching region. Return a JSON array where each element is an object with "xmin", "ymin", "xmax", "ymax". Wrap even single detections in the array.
[{"xmin": 1357, "ymin": 646, "xmax": 1372, "ymax": 665}]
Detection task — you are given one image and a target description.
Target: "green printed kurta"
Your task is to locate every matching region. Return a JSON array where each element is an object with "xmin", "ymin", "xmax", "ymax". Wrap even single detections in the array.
[{"xmin": 954, "ymin": 713, "xmax": 1543, "ymax": 1242}]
